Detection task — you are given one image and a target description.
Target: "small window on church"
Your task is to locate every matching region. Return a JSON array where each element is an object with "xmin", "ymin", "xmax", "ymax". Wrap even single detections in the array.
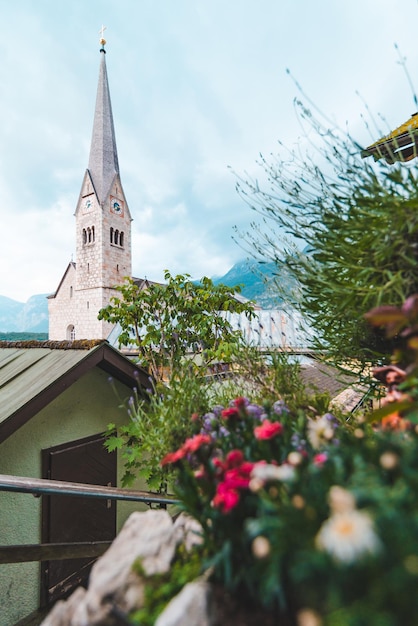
[
  {"xmin": 110, "ymin": 227, "xmax": 114, "ymax": 244},
  {"xmin": 120, "ymin": 232, "xmax": 124, "ymax": 247},
  {"xmin": 87, "ymin": 301, "xmax": 89, "ymax": 309},
  {"xmin": 70, "ymin": 286, "xmax": 73, "ymax": 298},
  {"xmin": 67, "ymin": 325, "xmax": 75, "ymax": 341},
  {"xmin": 82, "ymin": 229, "xmax": 87, "ymax": 244},
  {"xmin": 92, "ymin": 225, "xmax": 95, "ymax": 242},
  {"xmin": 87, "ymin": 263, "xmax": 90, "ymax": 273}
]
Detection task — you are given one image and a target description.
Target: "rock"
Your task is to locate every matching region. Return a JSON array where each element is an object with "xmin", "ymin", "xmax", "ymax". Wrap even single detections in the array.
[
  {"xmin": 155, "ymin": 581, "xmax": 212, "ymax": 626},
  {"xmin": 40, "ymin": 510, "xmax": 204, "ymax": 626},
  {"xmin": 41, "ymin": 587, "xmax": 87, "ymax": 626}
]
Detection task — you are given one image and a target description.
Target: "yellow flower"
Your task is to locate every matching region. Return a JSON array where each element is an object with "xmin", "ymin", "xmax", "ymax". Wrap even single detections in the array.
[{"xmin": 316, "ymin": 510, "xmax": 381, "ymax": 564}]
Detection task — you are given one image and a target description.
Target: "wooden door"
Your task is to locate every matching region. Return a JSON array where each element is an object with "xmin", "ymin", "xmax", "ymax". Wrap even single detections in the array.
[{"xmin": 41, "ymin": 433, "xmax": 116, "ymax": 606}]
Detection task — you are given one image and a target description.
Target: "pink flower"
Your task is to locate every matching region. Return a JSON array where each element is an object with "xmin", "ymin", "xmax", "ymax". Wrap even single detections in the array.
[
  {"xmin": 313, "ymin": 452, "xmax": 328, "ymax": 466},
  {"xmin": 254, "ymin": 419, "xmax": 283, "ymax": 440},
  {"xmin": 212, "ymin": 485, "xmax": 240, "ymax": 513},
  {"xmin": 194, "ymin": 466, "xmax": 207, "ymax": 480}
]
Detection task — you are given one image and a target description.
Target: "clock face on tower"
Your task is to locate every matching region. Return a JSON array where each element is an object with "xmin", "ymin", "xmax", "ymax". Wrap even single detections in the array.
[
  {"xmin": 110, "ymin": 196, "xmax": 124, "ymax": 217},
  {"xmin": 82, "ymin": 197, "xmax": 94, "ymax": 214}
]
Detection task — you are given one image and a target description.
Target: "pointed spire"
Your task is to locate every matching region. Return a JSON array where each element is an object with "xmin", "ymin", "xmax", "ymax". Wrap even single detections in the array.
[{"xmin": 88, "ymin": 38, "xmax": 119, "ymax": 205}]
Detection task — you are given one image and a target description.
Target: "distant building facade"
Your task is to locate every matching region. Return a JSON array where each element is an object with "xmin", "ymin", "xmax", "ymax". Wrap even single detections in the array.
[{"xmin": 48, "ymin": 43, "xmax": 132, "ymax": 340}]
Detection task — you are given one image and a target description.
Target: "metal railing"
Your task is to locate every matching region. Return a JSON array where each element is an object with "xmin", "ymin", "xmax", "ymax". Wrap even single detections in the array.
[{"xmin": 0, "ymin": 473, "xmax": 179, "ymax": 565}]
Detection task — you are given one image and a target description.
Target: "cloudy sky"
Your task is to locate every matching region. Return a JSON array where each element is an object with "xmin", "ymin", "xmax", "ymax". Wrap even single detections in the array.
[{"xmin": 2, "ymin": 0, "xmax": 418, "ymax": 302}]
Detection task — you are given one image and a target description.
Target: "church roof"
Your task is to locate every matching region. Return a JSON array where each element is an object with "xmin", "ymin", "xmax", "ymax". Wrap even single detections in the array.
[{"xmin": 87, "ymin": 46, "xmax": 120, "ymax": 205}]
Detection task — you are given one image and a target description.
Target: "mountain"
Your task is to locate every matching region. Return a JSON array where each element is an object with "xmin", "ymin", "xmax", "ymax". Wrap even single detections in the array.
[
  {"xmin": 212, "ymin": 258, "xmax": 293, "ymax": 308},
  {"xmin": 0, "ymin": 294, "xmax": 49, "ymax": 333}
]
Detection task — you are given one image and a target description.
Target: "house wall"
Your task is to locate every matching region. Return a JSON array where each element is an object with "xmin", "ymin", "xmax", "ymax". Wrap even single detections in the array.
[{"xmin": 0, "ymin": 368, "xmax": 148, "ymax": 626}]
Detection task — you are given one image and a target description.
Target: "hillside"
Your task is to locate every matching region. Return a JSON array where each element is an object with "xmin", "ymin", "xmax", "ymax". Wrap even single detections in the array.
[{"xmin": 212, "ymin": 258, "xmax": 293, "ymax": 308}]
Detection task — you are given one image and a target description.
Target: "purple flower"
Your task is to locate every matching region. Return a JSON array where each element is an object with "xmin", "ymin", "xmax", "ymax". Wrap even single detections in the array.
[
  {"xmin": 291, "ymin": 433, "xmax": 307, "ymax": 451},
  {"xmin": 212, "ymin": 405, "xmax": 224, "ymax": 418},
  {"xmin": 273, "ymin": 400, "xmax": 289, "ymax": 415},
  {"xmin": 323, "ymin": 413, "xmax": 338, "ymax": 428},
  {"xmin": 246, "ymin": 404, "xmax": 265, "ymax": 420}
]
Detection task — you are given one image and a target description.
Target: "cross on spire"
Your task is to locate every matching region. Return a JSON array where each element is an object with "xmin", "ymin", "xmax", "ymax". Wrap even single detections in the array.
[{"xmin": 99, "ymin": 24, "xmax": 107, "ymax": 47}]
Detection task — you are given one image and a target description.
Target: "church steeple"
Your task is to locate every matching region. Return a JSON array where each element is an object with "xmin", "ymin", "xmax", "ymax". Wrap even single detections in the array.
[
  {"xmin": 48, "ymin": 31, "xmax": 133, "ymax": 341},
  {"xmin": 87, "ymin": 38, "xmax": 120, "ymax": 206}
]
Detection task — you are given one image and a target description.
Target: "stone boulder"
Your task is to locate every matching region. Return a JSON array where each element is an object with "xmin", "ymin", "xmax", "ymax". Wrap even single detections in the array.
[{"xmin": 41, "ymin": 510, "xmax": 205, "ymax": 626}]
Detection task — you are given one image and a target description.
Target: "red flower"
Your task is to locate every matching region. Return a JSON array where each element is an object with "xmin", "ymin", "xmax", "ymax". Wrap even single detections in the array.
[
  {"xmin": 183, "ymin": 434, "xmax": 212, "ymax": 454},
  {"xmin": 234, "ymin": 397, "xmax": 247, "ymax": 409},
  {"xmin": 160, "ymin": 448, "xmax": 186, "ymax": 466},
  {"xmin": 223, "ymin": 467, "xmax": 252, "ymax": 490},
  {"xmin": 254, "ymin": 419, "xmax": 283, "ymax": 440},
  {"xmin": 212, "ymin": 483, "xmax": 240, "ymax": 513},
  {"xmin": 221, "ymin": 407, "xmax": 240, "ymax": 419},
  {"xmin": 225, "ymin": 450, "xmax": 245, "ymax": 468}
]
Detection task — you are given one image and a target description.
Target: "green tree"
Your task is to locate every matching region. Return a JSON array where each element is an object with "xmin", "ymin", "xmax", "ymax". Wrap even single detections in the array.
[
  {"xmin": 98, "ymin": 271, "xmax": 254, "ymax": 381},
  {"xmin": 100, "ymin": 271, "xmax": 255, "ymax": 489},
  {"xmin": 236, "ymin": 101, "xmax": 418, "ymax": 368}
]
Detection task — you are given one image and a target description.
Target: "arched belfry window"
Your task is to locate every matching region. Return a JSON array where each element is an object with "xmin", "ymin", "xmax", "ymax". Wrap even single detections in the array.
[
  {"xmin": 83, "ymin": 226, "xmax": 95, "ymax": 245},
  {"xmin": 67, "ymin": 325, "xmax": 76, "ymax": 341},
  {"xmin": 110, "ymin": 228, "xmax": 125, "ymax": 248}
]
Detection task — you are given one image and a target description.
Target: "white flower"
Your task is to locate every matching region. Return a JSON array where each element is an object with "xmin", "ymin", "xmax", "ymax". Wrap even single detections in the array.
[
  {"xmin": 328, "ymin": 486, "xmax": 356, "ymax": 514},
  {"xmin": 287, "ymin": 451, "xmax": 303, "ymax": 466},
  {"xmin": 379, "ymin": 451, "xmax": 399, "ymax": 470},
  {"xmin": 251, "ymin": 462, "xmax": 296, "ymax": 483},
  {"xmin": 252, "ymin": 535, "xmax": 271, "ymax": 559},
  {"xmin": 316, "ymin": 509, "xmax": 381, "ymax": 564},
  {"xmin": 297, "ymin": 609, "xmax": 323, "ymax": 626},
  {"xmin": 307, "ymin": 416, "xmax": 335, "ymax": 449}
]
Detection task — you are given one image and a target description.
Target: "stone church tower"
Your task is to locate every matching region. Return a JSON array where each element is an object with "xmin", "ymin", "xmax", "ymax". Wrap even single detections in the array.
[{"xmin": 48, "ymin": 39, "xmax": 132, "ymax": 340}]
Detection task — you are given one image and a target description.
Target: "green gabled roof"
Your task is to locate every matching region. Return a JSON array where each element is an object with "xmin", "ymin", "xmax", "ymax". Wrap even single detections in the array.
[{"xmin": 0, "ymin": 341, "xmax": 149, "ymax": 443}]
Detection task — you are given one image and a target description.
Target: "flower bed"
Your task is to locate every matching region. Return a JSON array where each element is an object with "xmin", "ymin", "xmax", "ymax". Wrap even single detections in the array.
[{"xmin": 160, "ymin": 395, "xmax": 418, "ymax": 625}]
